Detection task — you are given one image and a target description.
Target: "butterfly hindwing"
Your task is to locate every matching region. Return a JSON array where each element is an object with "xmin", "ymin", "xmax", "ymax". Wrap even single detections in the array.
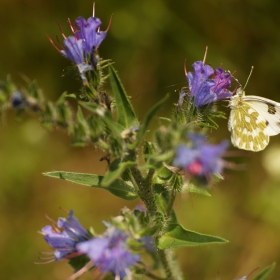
[{"xmin": 229, "ymin": 98, "xmax": 269, "ymax": 151}]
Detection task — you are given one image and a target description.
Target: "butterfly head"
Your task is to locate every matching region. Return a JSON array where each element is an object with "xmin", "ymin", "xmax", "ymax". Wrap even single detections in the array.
[{"xmin": 236, "ymin": 87, "xmax": 245, "ymax": 98}]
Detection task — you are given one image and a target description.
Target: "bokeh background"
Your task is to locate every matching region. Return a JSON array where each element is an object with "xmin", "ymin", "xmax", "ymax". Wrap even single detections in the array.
[{"xmin": 1, "ymin": 0, "xmax": 280, "ymax": 279}]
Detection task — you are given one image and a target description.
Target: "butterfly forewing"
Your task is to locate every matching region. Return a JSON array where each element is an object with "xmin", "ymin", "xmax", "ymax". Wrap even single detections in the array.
[
  {"xmin": 242, "ymin": 96, "xmax": 280, "ymax": 136},
  {"xmin": 229, "ymin": 97, "xmax": 269, "ymax": 151}
]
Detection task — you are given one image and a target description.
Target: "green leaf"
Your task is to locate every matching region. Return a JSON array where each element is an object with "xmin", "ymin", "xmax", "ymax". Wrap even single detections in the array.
[
  {"xmin": 56, "ymin": 91, "xmax": 67, "ymax": 104},
  {"xmin": 79, "ymin": 102, "xmax": 124, "ymax": 135},
  {"xmin": 184, "ymin": 184, "xmax": 211, "ymax": 197},
  {"xmin": 43, "ymin": 171, "xmax": 138, "ymax": 200},
  {"xmin": 159, "ymin": 117, "xmax": 171, "ymax": 122},
  {"xmin": 252, "ymin": 263, "xmax": 275, "ymax": 280},
  {"xmin": 72, "ymin": 106, "xmax": 90, "ymax": 146},
  {"xmin": 108, "ymin": 65, "xmax": 138, "ymax": 128},
  {"xmin": 153, "ymin": 166, "xmax": 173, "ymax": 184},
  {"xmin": 156, "ymin": 223, "xmax": 228, "ymax": 249},
  {"xmin": 101, "ymin": 159, "xmax": 137, "ymax": 187},
  {"xmin": 129, "ymin": 94, "xmax": 169, "ymax": 149}
]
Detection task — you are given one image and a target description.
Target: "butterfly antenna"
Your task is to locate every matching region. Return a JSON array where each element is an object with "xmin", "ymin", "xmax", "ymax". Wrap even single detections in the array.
[
  {"xmin": 243, "ymin": 66, "xmax": 254, "ymax": 89},
  {"xmin": 226, "ymin": 70, "xmax": 242, "ymax": 88}
]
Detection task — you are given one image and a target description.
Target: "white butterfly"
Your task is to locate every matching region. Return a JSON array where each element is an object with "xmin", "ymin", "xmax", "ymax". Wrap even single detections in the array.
[{"xmin": 228, "ymin": 68, "xmax": 280, "ymax": 151}]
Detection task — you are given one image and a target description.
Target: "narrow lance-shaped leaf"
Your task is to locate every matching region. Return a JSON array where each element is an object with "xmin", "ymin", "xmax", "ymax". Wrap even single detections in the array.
[
  {"xmin": 108, "ymin": 65, "xmax": 138, "ymax": 128},
  {"xmin": 43, "ymin": 171, "xmax": 138, "ymax": 200},
  {"xmin": 129, "ymin": 94, "xmax": 169, "ymax": 149},
  {"xmin": 252, "ymin": 263, "xmax": 275, "ymax": 280},
  {"xmin": 156, "ymin": 223, "xmax": 228, "ymax": 250},
  {"xmin": 184, "ymin": 184, "xmax": 211, "ymax": 197},
  {"xmin": 101, "ymin": 159, "xmax": 137, "ymax": 187}
]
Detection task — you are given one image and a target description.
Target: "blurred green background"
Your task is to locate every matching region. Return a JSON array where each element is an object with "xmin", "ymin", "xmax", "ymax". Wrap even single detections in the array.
[{"xmin": 1, "ymin": 0, "xmax": 280, "ymax": 279}]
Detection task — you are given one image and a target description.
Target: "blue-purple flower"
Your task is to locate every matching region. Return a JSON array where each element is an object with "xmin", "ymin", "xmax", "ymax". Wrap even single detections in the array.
[
  {"xmin": 173, "ymin": 133, "xmax": 228, "ymax": 182},
  {"xmin": 40, "ymin": 210, "xmax": 90, "ymax": 261},
  {"xmin": 185, "ymin": 61, "xmax": 232, "ymax": 108},
  {"xmin": 74, "ymin": 16, "xmax": 107, "ymax": 54},
  {"xmin": 60, "ymin": 36, "xmax": 85, "ymax": 65},
  {"xmin": 140, "ymin": 236, "xmax": 156, "ymax": 253},
  {"xmin": 48, "ymin": 11, "xmax": 110, "ymax": 80},
  {"xmin": 77, "ymin": 227, "xmax": 140, "ymax": 279}
]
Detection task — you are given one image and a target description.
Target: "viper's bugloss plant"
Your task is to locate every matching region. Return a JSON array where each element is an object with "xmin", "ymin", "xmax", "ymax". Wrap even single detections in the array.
[{"xmin": 0, "ymin": 3, "xmax": 276, "ymax": 280}]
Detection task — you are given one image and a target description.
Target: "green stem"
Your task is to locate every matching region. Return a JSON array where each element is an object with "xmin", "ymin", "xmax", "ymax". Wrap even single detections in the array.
[
  {"xmin": 145, "ymin": 271, "xmax": 165, "ymax": 280},
  {"xmin": 129, "ymin": 158, "xmax": 182, "ymax": 279},
  {"xmin": 166, "ymin": 189, "xmax": 176, "ymax": 218},
  {"xmin": 158, "ymin": 250, "xmax": 174, "ymax": 280},
  {"xmin": 130, "ymin": 166, "xmax": 157, "ymax": 217},
  {"xmin": 158, "ymin": 249, "xmax": 182, "ymax": 280}
]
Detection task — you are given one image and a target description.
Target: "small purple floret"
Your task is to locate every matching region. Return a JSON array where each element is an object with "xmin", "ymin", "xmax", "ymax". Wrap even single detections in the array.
[
  {"xmin": 51, "ymin": 14, "xmax": 107, "ymax": 78},
  {"xmin": 41, "ymin": 210, "xmax": 89, "ymax": 261},
  {"xmin": 61, "ymin": 36, "xmax": 84, "ymax": 65},
  {"xmin": 185, "ymin": 61, "xmax": 232, "ymax": 107},
  {"xmin": 75, "ymin": 17, "xmax": 107, "ymax": 54},
  {"xmin": 77, "ymin": 228, "xmax": 140, "ymax": 278},
  {"xmin": 173, "ymin": 133, "xmax": 228, "ymax": 180}
]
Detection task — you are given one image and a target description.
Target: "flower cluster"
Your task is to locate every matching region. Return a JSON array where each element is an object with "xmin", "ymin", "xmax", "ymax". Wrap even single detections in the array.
[
  {"xmin": 41, "ymin": 209, "xmax": 90, "ymax": 261},
  {"xmin": 173, "ymin": 133, "xmax": 228, "ymax": 184},
  {"xmin": 40, "ymin": 210, "xmax": 140, "ymax": 279},
  {"xmin": 49, "ymin": 12, "xmax": 110, "ymax": 81},
  {"xmin": 77, "ymin": 227, "xmax": 140, "ymax": 279},
  {"xmin": 185, "ymin": 61, "xmax": 232, "ymax": 108}
]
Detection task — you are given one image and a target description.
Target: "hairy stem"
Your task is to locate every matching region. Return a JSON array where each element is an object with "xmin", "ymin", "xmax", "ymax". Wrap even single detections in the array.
[
  {"xmin": 158, "ymin": 249, "xmax": 182, "ymax": 280},
  {"xmin": 130, "ymin": 166, "xmax": 157, "ymax": 217},
  {"xmin": 166, "ymin": 188, "xmax": 176, "ymax": 218},
  {"xmin": 145, "ymin": 271, "xmax": 165, "ymax": 280}
]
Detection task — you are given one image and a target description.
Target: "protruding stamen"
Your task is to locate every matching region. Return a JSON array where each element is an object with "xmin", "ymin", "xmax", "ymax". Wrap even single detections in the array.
[
  {"xmin": 55, "ymin": 35, "xmax": 64, "ymax": 49},
  {"xmin": 92, "ymin": 2, "xmax": 95, "ymax": 17},
  {"xmin": 106, "ymin": 14, "xmax": 113, "ymax": 32},
  {"xmin": 56, "ymin": 21, "xmax": 67, "ymax": 39},
  {"xmin": 184, "ymin": 58, "xmax": 187, "ymax": 76},
  {"xmin": 59, "ymin": 207, "xmax": 70, "ymax": 215},
  {"xmin": 67, "ymin": 18, "xmax": 76, "ymax": 34},
  {"xmin": 67, "ymin": 260, "xmax": 94, "ymax": 280},
  {"xmin": 203, "ymin": 46, "xmax": 208, "ymax": 64},
  {"xmin": 46, "ymin": 34, "xmax": 61, "ymax": 52},
  {"xmin": 34, "ymin": 259, "xmax": 55, "ymax": 265}
]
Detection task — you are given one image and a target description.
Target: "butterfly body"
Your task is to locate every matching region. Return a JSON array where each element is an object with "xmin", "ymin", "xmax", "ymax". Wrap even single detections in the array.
[{"xmin": 228, "ymin": 88, "xmax": 280, "ymax": 151}]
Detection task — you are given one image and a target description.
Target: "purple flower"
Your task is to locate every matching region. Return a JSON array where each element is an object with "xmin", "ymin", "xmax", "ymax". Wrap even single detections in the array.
[
  {"xmin": 48, "ymin": 10, "xmax": 110, "ymax": 80},
  {"xmin": 185, "ymin": 61, "xmax": 232, "ymax": 107},
  {"xmin": 60, "ymin": 36, "xmax": 85, "ymax": 65},
  {"xmin": 55, "ymin": 35, "xmax": 93, "ymax": 81},
  {"xmin": 140, "ymin": 236, "xmax": 156, "ymax": 253},
  {"xmin": 74, "ymin": 17, "xmax": 107, "ymax": 54},
  {"xmin": 40, "ymin": 210, "xmax": 90, "ymax": 261},
  {"xmin": 77, "ymin": 227, "xmax": 140, "ymax": 279},
  {"xmin": 173, "ymin": 133, "xmax": 228, "ymax": 182}
]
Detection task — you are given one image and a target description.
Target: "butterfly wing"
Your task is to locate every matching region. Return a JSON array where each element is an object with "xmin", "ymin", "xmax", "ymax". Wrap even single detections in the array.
[
  {"xmin": 242, "ymin": 95, "xmax": 280, "ymax": 136},
  {"xmin": 229, "ymin": 99, "xmax": 269, "ymax": 151}
]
